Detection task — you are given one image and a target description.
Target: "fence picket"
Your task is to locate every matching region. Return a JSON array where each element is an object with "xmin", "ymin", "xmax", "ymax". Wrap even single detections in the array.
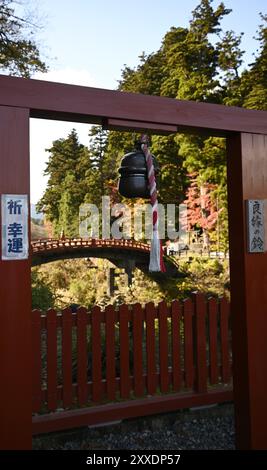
[
  {"xmin": 159, "ymin": 301, "xmax": 169, "ymax": 393},
  {"xmin": 32, "ymin": 309, "xmax": 42, "ymax": 413},
  {"xmin": 171, "ymin": 300, "xmax": 181, "ymax": 391},
  {"xmin": 105, "ymin": 305, "xmax": 116, "ymax": 401},
  {"xmin": 32, "ymin": 296, "xmax": 233, "ymax": 429},
  {"xmin": 92, "ymin": 306, "xmax": 102, "ymax": 402},
  {"xmin": 208, "ymin": 298, "xmax": 219, "ymax": 384},
  {"xmin": 183, "ymin": 299, "xmax": 194, "ymax": 389},
  {"xmin": 133, "ymin": 303, "xmax": 144, "ymax": 397},
  {"xmin": 119, "ymin": 304, "xmax": 130, "ymax": 399},
  {"xmin": 77, "ymin": 307, "xmax": 88, "ymax": 405},
  {"xmin": 62, "ymin": 308, "xmax": 73, "ymax": 407},
  {"xmin": 46, "ymin": 309, "xmax": 57, "ymax": 411},
  {"xmin": 194, "ymin": 293, "xmax": 207, "ymax": 393},
  {"xmin": 145, "ymin": 303, "xmax": 157, "ymax": 395},
  {"xmin": 220, "ymin": 297, "xmax": 231, "ymax": 383}
]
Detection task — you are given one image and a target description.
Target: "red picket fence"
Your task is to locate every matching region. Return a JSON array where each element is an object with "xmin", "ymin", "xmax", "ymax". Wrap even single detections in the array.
[{"xmin": 32, "ymin": 294, "xmax": 233, "ymax": 435}]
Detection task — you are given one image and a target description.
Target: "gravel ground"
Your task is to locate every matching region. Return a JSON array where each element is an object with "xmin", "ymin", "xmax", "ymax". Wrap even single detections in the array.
[{"xmin": 33, "ymin": 403, "xmax": 235, "ymax": 450}]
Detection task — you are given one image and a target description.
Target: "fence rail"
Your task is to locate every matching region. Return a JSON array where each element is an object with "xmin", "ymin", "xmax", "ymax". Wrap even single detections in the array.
[{"xmin": 32, "ymin": 293, "xmax": 232, "ymax": 434}]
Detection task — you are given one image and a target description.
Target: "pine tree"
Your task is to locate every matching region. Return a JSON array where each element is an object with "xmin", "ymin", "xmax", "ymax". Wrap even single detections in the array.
[
  {"xmin": 37, "ymin": 130, "xmax": 90, "ymax": 236},
  {"xmin": 108, "ymin": 0, "xmax": 244, "ymax": 246},
  {"xmin": 84, "ymin": 126, "xmax": 116, "ymax": 206},
  {"xmin": 242, "ymin": 14, "xmax": 267, "ymax": 110}
]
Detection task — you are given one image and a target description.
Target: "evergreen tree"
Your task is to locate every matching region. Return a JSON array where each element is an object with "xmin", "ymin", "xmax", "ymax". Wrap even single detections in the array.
[
  {"xmin": 37, "ymin": 130, "xmax": 90, "ymax": 236},
  {"xmin": 242, "ymin": 14, "xmax": 267, "ymax": 110},
  {"xmin": 84, "ymin": 126, "xmax": 111, "ymax": 206},
  {"xmin": 0, "ymin": 0, "xmax": 47, "ymax": 76},
  {"xmin": 106, "ymin": 1, "xmax": 246, "ymax": 246}
]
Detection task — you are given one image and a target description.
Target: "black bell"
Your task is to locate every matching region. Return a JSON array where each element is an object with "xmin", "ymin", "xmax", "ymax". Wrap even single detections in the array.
[{"xmin": 118, "ymin": 142, "xmax": 159, "ymax": 199}]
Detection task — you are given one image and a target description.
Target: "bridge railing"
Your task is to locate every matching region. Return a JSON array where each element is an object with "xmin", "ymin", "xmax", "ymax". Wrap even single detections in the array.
[
  {"xmin": 31, "ymin": 237, "xmax": 151, "ymax": 253},
  {"xmin": 32, "ymin": 293, "xmax": 232, "ymax": 435}
]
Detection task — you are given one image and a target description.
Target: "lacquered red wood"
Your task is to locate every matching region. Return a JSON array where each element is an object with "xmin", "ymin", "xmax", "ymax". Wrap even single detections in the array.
[
  {"xmin": 132, "ymin": 303, "xmax": 144, "ymax": 397},
  {"xmin": 0, "ymin": 74, "xmax": 266, "ymax": 449},
  {"xmin": 105, "ymin": 118, "xmax": 177, "ymax": 135},
  {"xmin": 227, "ymin": 133, "xmax": 267, "ymax": 449},
  {"xmin": 105, "ymin": 305, "xmax": 116, "ymax": 401},
  {"xmin": 32, "ymin": 309, "xmax": 42, "ymax": 413},
  {"xmin": 31, "ymin": 299, "xmax": 233, "ymax": 434},
  {"xmin": 145, "ymin": 303, "xmax": 157, "ymax": 395},
  {"xmin": 220, "ymin": 297, "xmax": 231, "ymax": 384},
  {"xmin": 62, "ymin": 308, "xmax": 73, "ymax": 408},
  {"xmin": 119, "ymin": 304, "xmax": 130, "ymax": 399},
  {"xmin": 76, "ymin": 307, "xmax": 88, "ymax": 405},
  {"xmin": 194, "ymin": 293, "xmax": 208, "ymax": 393},
  {"xmin": 158, "ymin": 301, "xmax": 169, "ymax": 393},
  {"xmin": 171, "ymin": 300, "xmax": 181, "ymax": 391},
  {"xmin": 46, "ymin": 309, "xmax": 58, "ymax": 411},
  {"xmin": 183, "ymin": 299, "xmax": 194, "ymax": 389},
  {"xmin": 0, "ymin": 106, "xmax": 32, "ymax": 449},
  {"xmin": 208, "ymin": 298, "xmax": 219, "ymax": 384},
  {"xmin": 0, "ymin": 74, "xmax": 267, "ymax": 135},
  {"xmin": 32, "ymin": 387, "xmax": 233, "ymax": 435},
  {"xmin": 91, "ymin": 306, "xmax": 102, "ymax": 402}
]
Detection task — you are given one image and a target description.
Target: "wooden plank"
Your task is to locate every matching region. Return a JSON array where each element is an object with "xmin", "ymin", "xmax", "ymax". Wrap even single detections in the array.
[
  {"xmin": 194, "ymin": 293, "xmax": 208, "ymax": 393},
  {"xmin": 183, "ymin": 299, "xmax": 194, "ymax": 389},
  {"xmin": 208, "ymin": 298, "xmax": 219, "ymax": 384},
  {"xmin": 0, "ymin": 75, "xmax": 267, "ymax": 135},
  {"xmin": 77, "ymin": 307, "xmax": 88, "ymax": 405},
  {"xmin": 119, "ymin": 304, "xmax": 130, "ymax": 399},
  {"xmin": 105, "ymin": 305, "xmax": 116, "ymax": 401},
  {"xmin": 158, "ymin": 301, "xmax": 169, "ymax": 393},
  {"xmin": 132, "ymin": 303, "xmax": 144, "ymax": 397},
  {"xmin": 46, "ymin": 309, "xmax": 58, "ymax": 411},
  {"xmin": 62, "ymin": 308, "xmax": 73, "ymax": 408},
  {"xmin": 91, "ymin": 306, "xmax": 102, "ymax": 402},
  {"xmin": 220, "ymin": 298, "xmax": 231, "ymax": 383},
  {"xmin": 227, "ymin": 133, "xmax": 267, "ymax": 449},
  {"xmin": 105, "ymin": 118, "xmax": 177, "ymax": 135},
  {"xmin": 32, "ymin": 309, "xmax": 42, "ymax": 413},
  {"xmin": 145, "ymin": 303, "xmax": 157, "ymax": 395},
  {"xmin": 171, "ymin": 300, "xmax": 181, "ymax": 391},
  {"xmin": 32, "ymin": 387, "xmax": 233, "ymax": 435},
  {"xmin": 0, "ymin": 106, "xmax": 32, "ymax": 449}
]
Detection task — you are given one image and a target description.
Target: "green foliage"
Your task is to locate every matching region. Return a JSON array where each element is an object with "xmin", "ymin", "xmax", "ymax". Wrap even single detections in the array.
[
  {"xmin": 0, "ymin": 0, "xmax": 47, "ymax": 77},
  {"xmin": 242, "ymin": 14, "xmax": 267, "ymax": 111},
  {"xmin": 37, "ymin": 130, "xmax": 89, "ymax": 236},
  {"xmin": 105, "ymin": 0, "xmax": 250, "ymax": 248},
  {"xmin": 37, "ymin": 127, "xmax": 117, "ymax": 236},
  {"xmin": 31, "ymin": 269, "xmax": 55, "ymax": 310},
  {"xmin": 170, "ymin": 256, "xmax": 230, "ymax": 298}
]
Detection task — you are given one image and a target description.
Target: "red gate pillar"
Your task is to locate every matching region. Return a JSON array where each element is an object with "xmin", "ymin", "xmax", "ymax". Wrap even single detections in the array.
[
  {"xmin": 0, "ymin": 106, "xmax": 32, "ymax": 449},
  {"xmin": 227, "ymin": 133, "xmax": 267, "ymax": 449}
]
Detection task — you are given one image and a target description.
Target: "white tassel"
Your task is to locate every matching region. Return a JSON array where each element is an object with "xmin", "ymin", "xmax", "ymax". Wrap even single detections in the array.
[
  {"xmin": 149, "ymin": 230, "xmax": 161, "ymax": 272},
  {"xmin": 140, "ymin": 135, "xmax": 166, "ymax": 273}
]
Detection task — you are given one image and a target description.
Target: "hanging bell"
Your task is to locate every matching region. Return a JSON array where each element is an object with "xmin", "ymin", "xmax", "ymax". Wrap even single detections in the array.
[{"xmin": 118, "ymin": 141, "xmax": 159, "ymax": 199}]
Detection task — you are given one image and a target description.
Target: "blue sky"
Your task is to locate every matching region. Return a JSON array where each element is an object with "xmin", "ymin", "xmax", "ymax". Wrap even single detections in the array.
[{"xmin": 27, "ymin": 0, "xmax": 266, "ymax": 203}]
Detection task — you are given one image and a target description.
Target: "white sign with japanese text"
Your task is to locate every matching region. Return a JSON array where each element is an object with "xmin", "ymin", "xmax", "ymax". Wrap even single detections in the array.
[
  {"xmin": 1, "ymin": 194, "xmax": 29, "ymax": 260},
  {"xmin": 247, "ymin": 199, "xmax": 265, "ymax": 253}
]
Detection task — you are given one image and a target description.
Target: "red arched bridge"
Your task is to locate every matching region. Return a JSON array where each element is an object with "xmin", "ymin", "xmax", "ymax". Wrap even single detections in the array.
[{"xmin": 31, "ymin": 238, "xmax": 180, "ymax": 277}]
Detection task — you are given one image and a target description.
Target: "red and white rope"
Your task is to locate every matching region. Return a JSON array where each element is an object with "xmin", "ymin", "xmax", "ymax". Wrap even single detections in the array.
[{"xmin": 141, "ymin": 135, "xmax": 166, "ymax": 272}]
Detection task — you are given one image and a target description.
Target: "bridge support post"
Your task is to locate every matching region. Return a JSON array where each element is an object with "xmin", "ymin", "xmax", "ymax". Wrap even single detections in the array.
[
  {"xmin": 107, "ymin": 267, "xmax": 116, "ymax": 296},
  {"xmin": 0, "ymin": 106, "xmax": 32, "ymax": 449},
  {"xmin": 124, "ymin": 259, "xmax": 135, "ymax": 286},
  {"xmin": 227, "ymin": 133, "xmax": 267, "ymax": 449}
]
